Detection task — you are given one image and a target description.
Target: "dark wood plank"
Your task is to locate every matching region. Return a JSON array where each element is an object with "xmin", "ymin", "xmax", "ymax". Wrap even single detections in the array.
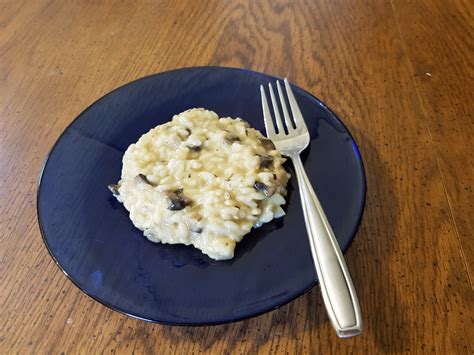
[{"xmin": 0, "ymin": 0, "xmax": 472, "ymax": 353}]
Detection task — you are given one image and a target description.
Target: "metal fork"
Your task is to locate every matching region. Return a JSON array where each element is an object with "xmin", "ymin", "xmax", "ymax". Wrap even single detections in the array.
[{"xmin": 260, "ymin": 79, "xmax": 363, "ymax": 338}]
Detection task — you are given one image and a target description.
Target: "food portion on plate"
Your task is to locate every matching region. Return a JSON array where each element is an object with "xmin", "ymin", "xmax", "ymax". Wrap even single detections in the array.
[{"xmin": 109, "ymin": 108, "xmax": 290, "ymax": 260}]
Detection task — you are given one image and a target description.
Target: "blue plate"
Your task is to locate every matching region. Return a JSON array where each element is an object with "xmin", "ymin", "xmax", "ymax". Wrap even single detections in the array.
[{"xmin": 37, "ymin": 67, "xmax": 366, "ymax": 325}]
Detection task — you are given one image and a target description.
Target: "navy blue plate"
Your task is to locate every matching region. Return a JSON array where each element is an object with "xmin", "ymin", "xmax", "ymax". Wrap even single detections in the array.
[{"xmin": 37, "ymin": 67, "xmax": 366, "ymax": 325}]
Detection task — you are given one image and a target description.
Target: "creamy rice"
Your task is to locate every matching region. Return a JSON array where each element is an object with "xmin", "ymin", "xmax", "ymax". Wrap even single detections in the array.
[{"xmin": 109, "ymin": 108, "xmax": 290, "ymax": 260}]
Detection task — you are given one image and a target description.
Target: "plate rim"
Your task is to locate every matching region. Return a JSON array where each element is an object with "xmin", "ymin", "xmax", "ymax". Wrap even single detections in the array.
[{"xmin": 36, "ymin": 65, "xmax": 367, "ymax": 325}]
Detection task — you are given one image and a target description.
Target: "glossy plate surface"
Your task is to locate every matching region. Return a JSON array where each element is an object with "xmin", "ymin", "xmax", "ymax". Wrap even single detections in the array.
[{"xmin": 37, "ymin": 67, "xmax": 366, "ymax": 324}]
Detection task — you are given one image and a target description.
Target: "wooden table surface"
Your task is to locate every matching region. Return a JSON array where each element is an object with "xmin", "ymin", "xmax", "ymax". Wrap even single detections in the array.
[{"xmin": 1, "ymin": 0, "xmax": 472, "ymax": 353}]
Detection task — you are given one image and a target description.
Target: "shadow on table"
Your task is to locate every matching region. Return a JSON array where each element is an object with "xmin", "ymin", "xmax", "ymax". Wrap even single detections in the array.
[
  {"xmin": 349, "ymin": 131, "xmax": 412, "ymax": 352},
  {"xmin": 145, "ymin": 129, "xmax": 411, "ymax": 352}
]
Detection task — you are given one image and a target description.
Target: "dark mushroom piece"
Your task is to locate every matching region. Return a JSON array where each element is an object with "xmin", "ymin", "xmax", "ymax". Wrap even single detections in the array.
[
  {"xmin": 165, "ymin": 189, "xmax": 190, "ymax": 211},
  {"xmin": 187, "ymin": 145, "xmax": 201, "ymax": 152},
  {"xmin": 137, "ymin": 173, "xmax": 157, "ymax": 186},
  {"xmin": 253, "ymin": 181, "xmax": 276, "ymax": 197},
  {"xmin": 259, "ymin": 138, "xmax": 276, "ymax": 151},
  {"xmin": 258, "ymin": 155, "xmax": 274, "ymax": 169},
  {"xmin": 168, "ymin": 198, "xmax": 186, "ymax": 211},
  {"xmin": 108, "ymin": 183, "xmax": 121, "ymax": 196}
]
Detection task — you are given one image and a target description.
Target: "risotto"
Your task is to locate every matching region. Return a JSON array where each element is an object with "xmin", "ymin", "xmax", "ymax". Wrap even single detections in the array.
[{"xmin": 109, "ymin": 108, "xmax": 290, "ymax": 260}]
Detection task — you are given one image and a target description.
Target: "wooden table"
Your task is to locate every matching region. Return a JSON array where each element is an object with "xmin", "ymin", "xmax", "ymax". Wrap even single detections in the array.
[{"xmin": 1, "ymin": 0, "xmax": 472, "ymax": 353}]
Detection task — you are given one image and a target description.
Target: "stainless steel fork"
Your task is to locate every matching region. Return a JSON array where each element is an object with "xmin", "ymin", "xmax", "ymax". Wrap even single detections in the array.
[{"xmin": 260, "ymin": 79, "xmax": 363, "ymax": 338}]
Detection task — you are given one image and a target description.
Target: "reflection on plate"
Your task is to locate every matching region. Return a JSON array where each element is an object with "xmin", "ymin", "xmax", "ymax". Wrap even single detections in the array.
[{"xmin": 37, "ymin": 67, "xmax": 366, "ymax": 325}]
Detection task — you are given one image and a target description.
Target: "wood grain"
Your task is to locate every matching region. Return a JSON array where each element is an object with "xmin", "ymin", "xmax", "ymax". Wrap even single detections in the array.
[
  {"xmin": 391, "ymin": 0, "xmax": 474, "ymax": 278},
  {"xmin": 0, "ymin": 0, "xmax": 472, "ymax": 353}
]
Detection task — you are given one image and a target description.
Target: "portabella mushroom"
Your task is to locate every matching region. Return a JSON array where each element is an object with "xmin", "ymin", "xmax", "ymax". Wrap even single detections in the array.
[
  {"xmin": 108, "ymin": 183, "xmax": 121, "ymax": 196},
  {"xmin": 253, "ymin": 181, "xmax": 276, "ymax": 197},
  {"xmin": 136, "ymin": 173, "xmax": 157, "ymax": 186},
  {"xmin": 190, "ymin": 227, "xmax": 203, "ymax": 234},
  {"xmin": 258, "ymin": 155, "xmax": 274, "ymax": 169},
  {"xmin": 259, "ymin": 138, "xmax": 276, "ymax": 151},
  {"xmin": 187, "ymin": 145, "xmax": 201, "ymax": 152},
  {"xmin": 165, "ymin": 188, "xmax": 190, "ymax": 211}
]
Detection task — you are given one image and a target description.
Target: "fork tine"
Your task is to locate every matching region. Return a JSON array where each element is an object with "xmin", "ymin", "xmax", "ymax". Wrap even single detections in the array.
[
  {"xmin": 276, "ymin": 80, "xmax": 294, "ymax": 130},
  {"xmin": 284, "ymin": 78, "xmax": 307, "ymax": 130},
  {"xmin": 260, "ymin": 85, "xmax": 276, "ymax": 137},
  {"xmin": 268, "ymin": 83, "xmax": 285, "ymax": 134}
]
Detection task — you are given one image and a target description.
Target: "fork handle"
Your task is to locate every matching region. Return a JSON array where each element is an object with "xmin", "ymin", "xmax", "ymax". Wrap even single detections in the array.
[{"xmin": 292, "ymin": 154, "xmax": 363, "ymax": 338}]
